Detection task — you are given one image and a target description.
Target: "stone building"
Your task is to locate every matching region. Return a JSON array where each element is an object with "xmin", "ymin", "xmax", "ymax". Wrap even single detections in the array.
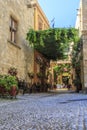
[
  {"xmin": 75, "ymin": 0, "xmax": 87, "ymax": 91},
  {"xmin": 32, "ymin": 0, "xmax": 50, "ymax": 83},
  {"xmin": 0, "ymin": 0, "xmax": 35, "ymax": 82},
  {"xmin": 33, "ymin": 0, "xmax": 49, "ymax": 30},
  {"xmin": 0, "ymin": 0, "xmax": 50, "ymax": 84}
]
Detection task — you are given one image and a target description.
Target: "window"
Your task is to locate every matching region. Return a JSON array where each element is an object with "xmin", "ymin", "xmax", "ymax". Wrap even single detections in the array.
[
  {"xmin": 38, "ymin": 15, "xmax": 43, "ymax": 30},
  {"xmin": 10, "ymin": 16, "xmax": 17, "ymax": 43}
]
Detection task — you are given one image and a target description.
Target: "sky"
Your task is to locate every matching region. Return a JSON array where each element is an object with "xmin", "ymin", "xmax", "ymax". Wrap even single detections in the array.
[{"xmin": 38, "ymin": 0, "xmax": 80, "ymax": 28}]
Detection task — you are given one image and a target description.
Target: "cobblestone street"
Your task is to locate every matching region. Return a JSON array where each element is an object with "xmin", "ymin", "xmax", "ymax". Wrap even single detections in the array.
[{"xmin": 0, "ymin": 93, "xmax": 87, "ymax": 130}]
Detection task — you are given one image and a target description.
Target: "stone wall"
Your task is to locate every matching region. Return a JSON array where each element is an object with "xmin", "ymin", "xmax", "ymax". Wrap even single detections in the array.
[
  {"xmin": 75, "ymin": 0, "xmax": 87, "ymax": 89},
  {"xmin": 0, "ymin": 0, "xmax": 34, "ymax": 82},
  {"xmin": 82, "ymin": 0, "xmax": 87, "ymax": 30},
  {"xmin": 81, "ymin": 0, "xmax": 87, "ymax": 88}
]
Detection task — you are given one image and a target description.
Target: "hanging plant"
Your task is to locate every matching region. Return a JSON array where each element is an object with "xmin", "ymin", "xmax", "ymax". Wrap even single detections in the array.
[{"xmin": 26, "ymin": 28, "xmax": 79, "ymax": 60}]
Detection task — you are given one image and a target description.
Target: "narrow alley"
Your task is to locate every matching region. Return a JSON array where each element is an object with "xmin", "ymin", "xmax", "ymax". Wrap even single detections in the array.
[{"xmin": 0, "ymin": 93, "xmax": 87, "ymax": 130}]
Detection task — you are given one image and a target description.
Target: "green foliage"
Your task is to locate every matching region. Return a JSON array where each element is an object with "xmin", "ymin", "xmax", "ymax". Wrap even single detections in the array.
[
  {"xmin": 72, "ymin": 39, "xmax": 82, "ymax": 68},
  {"xmin": 71, "ymin": 38, "xmax": 82, "ymax": 91},
  {"xmin": 53, "ymin": 63, "xmax": 71, "ymax": 74},
  {"xmin": 0, "ymin": 75, "xmax": 18, "ymax": 91},
  {"xmin": 26, "ymin": 28, "xmax": 79, "ymax": 60}
]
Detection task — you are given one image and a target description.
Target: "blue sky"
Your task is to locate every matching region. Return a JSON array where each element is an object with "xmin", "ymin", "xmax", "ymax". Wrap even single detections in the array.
[{"xmin": 38, "ymin": 0, "xmax": 80, "ymax": 28}]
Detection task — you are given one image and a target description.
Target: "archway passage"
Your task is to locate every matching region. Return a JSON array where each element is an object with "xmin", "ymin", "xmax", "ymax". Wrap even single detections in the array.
[{"xmin": 26, "ymin": 28, "xmax": 80, "ymax": 92}]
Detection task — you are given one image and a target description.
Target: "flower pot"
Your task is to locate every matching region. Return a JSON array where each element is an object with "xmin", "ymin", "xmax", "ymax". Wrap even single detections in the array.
[{"xmin": 9, "ymin": 86, "xmax": 17, "ymax": 97}]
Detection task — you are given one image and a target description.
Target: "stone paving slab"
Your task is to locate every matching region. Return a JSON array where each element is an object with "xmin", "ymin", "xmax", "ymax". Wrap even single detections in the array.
[{"xmin": 0, "ymin": 93, "xmax": 87, "ymax": 130}]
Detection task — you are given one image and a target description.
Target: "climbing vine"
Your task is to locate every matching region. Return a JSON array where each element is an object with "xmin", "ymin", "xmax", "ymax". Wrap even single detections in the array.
[
  {"xmin": 71, "ymin": 38, "xmax": 82, "ymax": 89},
  {"xmin": 26, "ymin": 28, "xmax": 79, "ymax": 60},
  {"xmin": 53, "ymin": 63, "xmax": 71, "ymax": 75},
  {"xmin": 72, "ymin": 38, "xmax": 82, "ymax": 68}
]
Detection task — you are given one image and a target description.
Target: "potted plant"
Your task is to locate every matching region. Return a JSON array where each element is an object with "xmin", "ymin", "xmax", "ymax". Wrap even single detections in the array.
[
  {"xmin": 73, "ymin": 78, "xmax": 82, "ymax": 93},
  {"xmin": 8, "ymin": 67, "xmax": 17, "ymax": 76},
  {"xmin": 0, "ymin": 75, "xmax": 18, "ymax": 98},
  {"xmin": 0, "ymin": 75, "xmax": 7, "ymax": 96}
]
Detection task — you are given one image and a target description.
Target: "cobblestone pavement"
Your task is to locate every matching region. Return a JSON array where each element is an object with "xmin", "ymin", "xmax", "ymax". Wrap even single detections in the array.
[{"xmin": 0, "ymin": 93, "xmax": 87, "ymax": 130}]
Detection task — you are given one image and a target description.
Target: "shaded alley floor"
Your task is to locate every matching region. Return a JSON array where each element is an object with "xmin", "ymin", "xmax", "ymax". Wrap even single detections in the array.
[{"xmin": 0, "ymin": 93, "xmax": 87, "ymax": 130}]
